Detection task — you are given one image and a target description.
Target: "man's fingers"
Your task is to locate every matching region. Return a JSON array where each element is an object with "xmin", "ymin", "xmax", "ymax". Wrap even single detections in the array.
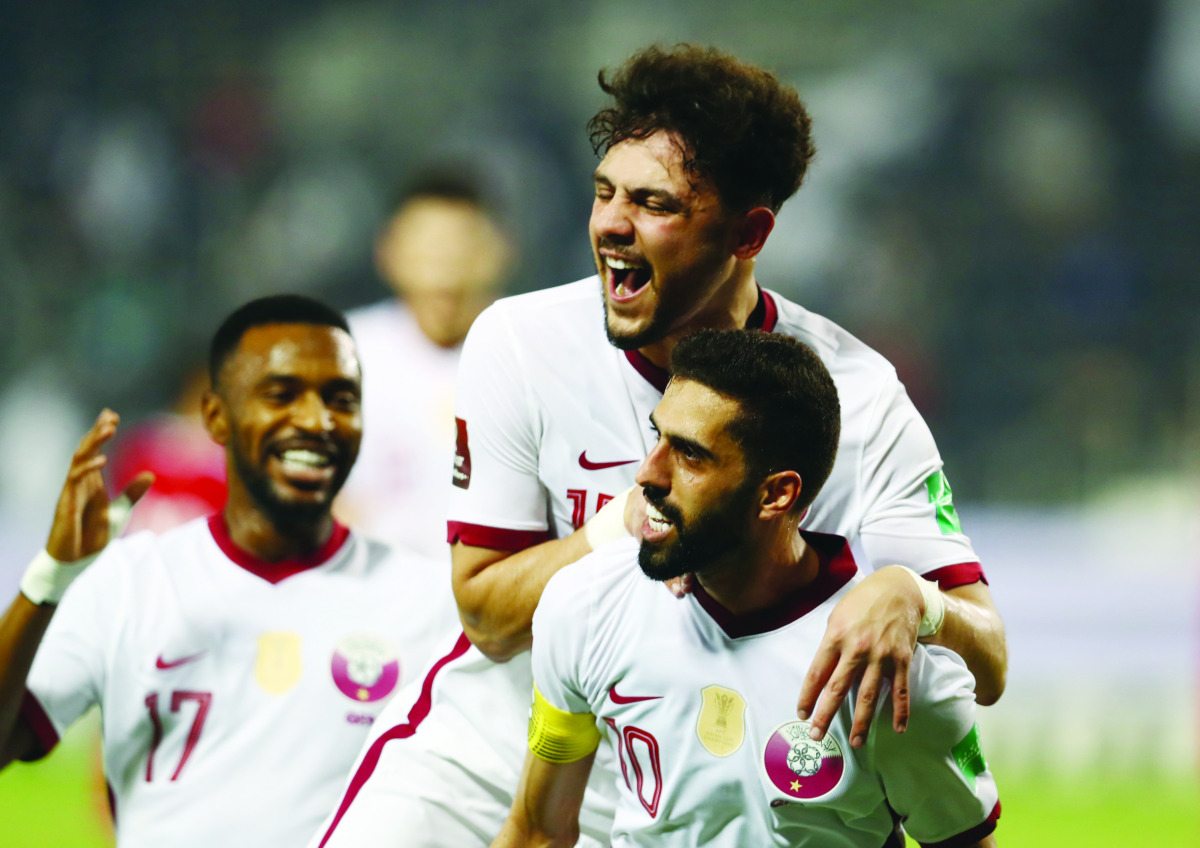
[
  {"xmin": 848, "ymin": 663, "xmax": 885, "ymax": 749},
  {"xmin": 122, "ymin": 472, "xmax": 156, "ymax": 506},
  {"xmin": 796, "ymin": 644, "xmax": 840, "ymax": 721},
  {"xmin": 67, "ymin": 455, "xmax": 107, "ymax": 482},
  {"xmin": 74, "ymin": 409, "xmax": 120, "ymax": 458},
  {"xmin": 890, "ymin": 654, "xmax": 911, "ymax": 735},
  {"xmin": 663, "ymin": 576, "xmax": 687, "ymax": 598},
  {"xmin": 806, "ymin": 658, "xmax": 858, "ymax": 740}
]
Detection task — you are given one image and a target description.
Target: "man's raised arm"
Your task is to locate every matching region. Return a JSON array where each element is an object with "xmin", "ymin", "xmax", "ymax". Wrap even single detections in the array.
[{"xmin": 0, "ymin": 410, "xmax": 151, "ymax": 767}]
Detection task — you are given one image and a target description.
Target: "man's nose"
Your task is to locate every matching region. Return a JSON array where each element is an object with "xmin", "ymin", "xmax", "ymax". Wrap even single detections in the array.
[{"xmin": 292, "ymin": 392, "xmax": 334, "ymax": 431}]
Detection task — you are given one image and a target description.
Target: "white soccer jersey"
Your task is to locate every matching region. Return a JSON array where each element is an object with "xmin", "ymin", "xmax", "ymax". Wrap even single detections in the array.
[
  {"xmin": 534, "ymin": 535, "xmax": 1000, "ymax": 848},
  {"xmin": 338, "ymin": 300, "xmax": 462, "ymax": 559},
  {"xmin": 21, "ymin": 515, "xmax": 460, "ymax": 848},
  {"xmin": 316, "ymin": 278, "xmax": 986, "ymax": 847}
]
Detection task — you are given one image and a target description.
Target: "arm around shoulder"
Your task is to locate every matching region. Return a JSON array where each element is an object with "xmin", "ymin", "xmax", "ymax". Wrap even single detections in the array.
[{"xmin": 927, "ymin": 581, "xmax": 1006, "ymax": 705}]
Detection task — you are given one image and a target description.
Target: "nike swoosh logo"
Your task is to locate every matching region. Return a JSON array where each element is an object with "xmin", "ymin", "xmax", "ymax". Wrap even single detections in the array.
[
  {"xmin": 579, "ymin": 451, "xmax": 637, "ymax": 471},
  {"xmin": 608, "ymin": 684, "xmax": 662, "ymax": 705},
  {"xmin": 156, "ymin": 652, "xmax": 206, "ymax": 670}
]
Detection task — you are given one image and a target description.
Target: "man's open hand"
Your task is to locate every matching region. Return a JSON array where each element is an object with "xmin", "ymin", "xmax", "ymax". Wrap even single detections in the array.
[
  {"xmin": 46, "ymin": 410, "xmax": 153, "ymax": 562},
  {"xmin": 795, "ymin": 565, "xmax": 926, "ymax": 748}
]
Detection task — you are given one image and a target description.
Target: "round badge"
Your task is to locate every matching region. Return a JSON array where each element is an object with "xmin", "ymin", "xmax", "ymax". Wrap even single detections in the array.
[
  {"xmin": 762, "ymin": 719, "xmax": 844, "ymax": 800},
  {"xmin": 330, "ymin": 633, "xmax": 400, "ymax": 703}
]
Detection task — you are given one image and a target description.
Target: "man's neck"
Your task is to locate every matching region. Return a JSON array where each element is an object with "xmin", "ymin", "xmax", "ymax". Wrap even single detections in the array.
[
  {"xmin": 636, "ymin": 267, "xmax": 761, "ymax": 369},
  {"xmin": 221, "ymin": 490, "xmax": 333, "ymax": 562},
  {"xmin": 695, "ymin": 521, "xmax": 817, "ymax": 617}
]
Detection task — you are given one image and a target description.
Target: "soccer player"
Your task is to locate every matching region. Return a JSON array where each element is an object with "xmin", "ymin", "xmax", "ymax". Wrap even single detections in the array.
[
  {"xmin": 314, "ymin": 45, "xmax": 1006, "ymax": 847},
  {"xmin": 0, "ymin": 295, "xmax": 459, "ymax": 847},
  {"xmin": 336, "ymin": 170, "xmax": 515, "ymax": 559},
  {"xmin": 496, "ymin": 329, "xmax": 1000, "ymax": 848}
]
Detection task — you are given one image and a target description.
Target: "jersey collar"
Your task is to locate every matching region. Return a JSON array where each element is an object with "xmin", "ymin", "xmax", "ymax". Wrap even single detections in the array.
[
  {"xmin": 207, "ymin": 514, "xmax": 351, "ymax": 584},
  {"xmin": 623, "ymin": 287, "xmax": 778, "ymax": 393},
  {"xmin": 691, "ymin": 530, "xmax": 857, "ymax": 639}
]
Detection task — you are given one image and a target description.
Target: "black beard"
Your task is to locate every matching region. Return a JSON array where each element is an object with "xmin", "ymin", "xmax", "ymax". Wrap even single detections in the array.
[
  {"xmin": 229, "ymin": 438, "xmax": 342, "ymax": 532},
  {"xmin": 603, "ymin": 299, "xmax": 674, "ymax": 351},
  {"xmin": 638, "ymin": 479, "xmax": 756, "ymax": 582}
]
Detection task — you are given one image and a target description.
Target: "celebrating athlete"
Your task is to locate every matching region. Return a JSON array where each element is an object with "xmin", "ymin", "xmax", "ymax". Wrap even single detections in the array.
[
  {"xmin": 315, "ymin": 44, "xmax": 1006, "ymax": 847},
  {"xmin": 0, "ymin": 295, "xmax": 458, "ymax": 847},
  {"xmin": 496, "ymin": 329, "xmax": 1000, "ymax": 847}
]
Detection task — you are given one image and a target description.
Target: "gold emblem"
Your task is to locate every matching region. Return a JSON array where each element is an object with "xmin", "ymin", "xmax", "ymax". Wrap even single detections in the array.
[
  {"xmin": 255, "ymin": 631, "xmax": 303, "ymax": 694},
  {"xmin": 696, "ymin": 685, "xmax": 746, "ymax": 757}
]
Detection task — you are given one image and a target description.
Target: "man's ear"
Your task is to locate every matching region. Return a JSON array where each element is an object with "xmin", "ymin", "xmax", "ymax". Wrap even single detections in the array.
[
  {"xmin": 758, "ymin": 470, "xmax": 802, "ymax": 520},
  {"xmin": 201, "ymin": 389, "xmax": 230, "ymax": 446},
  {"xmin": 732, "ymin": 207, "xmax": 775, "ymax": 260}
]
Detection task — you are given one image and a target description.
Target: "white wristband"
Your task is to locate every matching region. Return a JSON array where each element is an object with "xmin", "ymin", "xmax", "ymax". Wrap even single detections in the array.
[
  {"xmin": 898, "ymin": 566, "xmax": 946, "ymax": 637},
  {"xmin": 19, "ymin": 494, "xmax": 136, "ymax": 606},
  {"xmin": 20, "ymin": 549, "xmax": 99, "ymax": 606},
  {"xmin": 584, "ymin": 486, "xmax": 636, "ymax": 551}
]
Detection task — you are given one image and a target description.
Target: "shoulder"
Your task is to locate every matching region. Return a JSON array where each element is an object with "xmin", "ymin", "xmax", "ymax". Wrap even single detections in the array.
[
  {"xmin": 537, "ymin": 537, "xmax": 641, "ymax": 629},
  {"xmin": 469, "ymin": 278, "xmax": 601, "ymax": 349},
  {"xmin": 767, "ymin": 290, "xmax": 901, "ymax": 394}
]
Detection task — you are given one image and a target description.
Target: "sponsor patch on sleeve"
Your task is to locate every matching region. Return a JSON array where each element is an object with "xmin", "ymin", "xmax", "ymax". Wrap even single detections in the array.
[
  {"xmin": 952, "ymin": 723, "xmax": 988, "ymax": 787},
  {"xmin": 453, "ymin": 417, "xmax": 472, "ymax": 490},
  {"xmin": 925, "ymin": 470, "xmax": 962, "ymax": 535}
]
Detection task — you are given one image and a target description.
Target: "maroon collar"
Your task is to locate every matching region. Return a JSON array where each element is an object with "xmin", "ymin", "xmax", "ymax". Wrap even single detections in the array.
[
  {"xmin": 691, "ymin": 531, "xmax": 857, "ymax": 639},
  {"xmin": 207, "ymin": 514, "xmax": 351, "ymax": 584},
  {"xmin": 623, "ymin": 287, "xmax": 778, "ymax": 392}
]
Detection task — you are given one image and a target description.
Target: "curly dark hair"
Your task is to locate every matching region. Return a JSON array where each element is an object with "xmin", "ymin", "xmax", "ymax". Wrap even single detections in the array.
[{"xmin": 588, "ymin": 44, "xmax": 815, "ymax": 213}]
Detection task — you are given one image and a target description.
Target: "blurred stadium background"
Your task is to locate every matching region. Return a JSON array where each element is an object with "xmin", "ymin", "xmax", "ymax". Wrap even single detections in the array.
[{"xmin": 0, "ymin": 0, "xmax": 1196, "ymax": 845}]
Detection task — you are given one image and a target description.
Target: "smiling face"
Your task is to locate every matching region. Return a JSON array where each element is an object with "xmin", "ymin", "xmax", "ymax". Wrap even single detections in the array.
[
  {"xmin": 206, "ymin": 323, "xmax": 363, "ymax": 527},
  {"xmin": 590, "ymin": 131, "xmax": 745, "ymax": 352},
  {"xmin": 635, "ymin": 378, "xmax": 760, "ymax": 581}
]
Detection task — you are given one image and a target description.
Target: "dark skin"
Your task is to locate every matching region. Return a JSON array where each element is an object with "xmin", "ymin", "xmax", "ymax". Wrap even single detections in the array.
[{"xmin": 0, "ymin": 322, "xmax": 363, "ymax": 767}]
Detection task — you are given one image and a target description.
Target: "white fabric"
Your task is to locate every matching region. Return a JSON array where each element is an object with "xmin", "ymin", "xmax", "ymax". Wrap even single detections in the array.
[
  {"xmin": 534, "ymin": 537, "xmax": 998, "ymax": 848},
  {"xmin": 322, "ymin": 278, "xmax": 983, "ymax": 846},
  {"xmin": 25, "ymin": 517, "xmax": 460, "ymax": 848},
  {"xmin": 338, "ymin": 301, "xmax": 462, "ymax": 560}
]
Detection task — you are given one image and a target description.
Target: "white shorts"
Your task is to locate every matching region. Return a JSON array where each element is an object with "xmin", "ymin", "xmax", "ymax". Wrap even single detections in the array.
[{"xmin": 310, "ymin": 631, "xmax": 614, "ymax": 848}]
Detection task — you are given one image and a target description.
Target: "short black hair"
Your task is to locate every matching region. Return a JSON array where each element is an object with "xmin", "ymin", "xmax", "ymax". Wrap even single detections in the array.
[
  {"xmin": 669, "ymin": 330, "xmax": 840, "ymax": 512},
  {"xmin": 387, "ymin": 165, "xmax": 496, "ymax": 219},
  {"xmin": 209, "ymin": 294, "xmax": 351, "ymax": 387},
  {"xmin": 588, "ymin": 44, "xmax": 815, "ymax": 213}
]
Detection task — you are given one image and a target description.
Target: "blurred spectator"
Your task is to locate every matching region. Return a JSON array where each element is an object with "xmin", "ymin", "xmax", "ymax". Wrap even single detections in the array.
[
  {"xmin": 108, "ymin": 365, "xmax": 227, "ymax": 535},
  {"xmin": 335, "ymin": 168, "xmax": 516, "ymax": 558}
]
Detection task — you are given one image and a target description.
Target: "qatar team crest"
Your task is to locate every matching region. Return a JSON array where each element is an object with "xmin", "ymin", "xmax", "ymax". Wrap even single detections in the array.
[
  {"xmin": 696, "ymin": 685, "xmax": 746, "ymax": 757},
  {"xmin": 762, "ymin": 719, "xmax": 844, "ymax": 800},
  {"xmin": 255, "ymin": 631, "xmax": 303, "ymax": 694},
  {"xmin": 330, "ymin": 633, "xmax": 400, "ymax": 703}
]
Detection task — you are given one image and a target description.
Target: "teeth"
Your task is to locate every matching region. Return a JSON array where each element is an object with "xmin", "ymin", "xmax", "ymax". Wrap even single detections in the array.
[
  {"xmin": 645, "ymin": 502, "xmax": 671, "ymax": 534},
  {"xmin": 280, "ymin": 449, "xmax": 330, "ymax": 468},
  {"xmin": 606, "ymin": 257, "xmax": 640, "ymax": 270}
]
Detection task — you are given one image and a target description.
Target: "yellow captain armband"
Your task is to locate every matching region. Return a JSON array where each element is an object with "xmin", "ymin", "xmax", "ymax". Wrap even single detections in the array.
[{"xmin": 528, "ymin": 685, "xmax": 601, "ymax": 764}]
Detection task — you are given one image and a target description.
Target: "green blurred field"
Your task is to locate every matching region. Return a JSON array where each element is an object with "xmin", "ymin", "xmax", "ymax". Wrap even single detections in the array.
[{"xmin": 1, "ymin": 715, "xmax": 1194, "ymax": 848}]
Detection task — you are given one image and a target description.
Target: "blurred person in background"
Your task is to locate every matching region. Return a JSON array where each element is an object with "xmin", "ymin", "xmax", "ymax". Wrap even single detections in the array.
[
  {"xmin": 0, "ymin": 295, "xmax": 458, "ymax": 847},
  {"xmin": 314, "ymin": 44, "xmax": 1006, "ymax": 848},
  {"xmin": 109, "ymin": 364, "xmax": 227, "ymax": 536},
  {"xmin": 336, "ymin": 170, "xmax": 516, "ymax": 559}
]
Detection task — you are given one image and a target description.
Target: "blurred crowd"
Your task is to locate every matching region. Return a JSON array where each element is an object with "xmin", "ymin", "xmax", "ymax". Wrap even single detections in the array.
[{"xmin": 1, "ymin": 0, "xmax": 1198, "ymax": 563}]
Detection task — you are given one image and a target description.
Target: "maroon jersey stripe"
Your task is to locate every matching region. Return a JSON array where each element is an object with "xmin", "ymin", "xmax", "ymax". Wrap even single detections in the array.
[{"xmin": 316, "ymin": 631, "xmax": 473, "ymax": 848}]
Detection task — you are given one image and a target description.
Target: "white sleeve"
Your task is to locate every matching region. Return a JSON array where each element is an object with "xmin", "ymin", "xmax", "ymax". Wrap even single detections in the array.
[
  {"xmin": 530, "ymin": 563, "xmax": 594, "ymax": 715},
  {"xmin": 25, "ymin": 546, "xmax": 125, "ymax": 741},
  {"xmin": 856, "ymin": 380, "xmax": 984, "ymax": 586},
  {"xmin": 869, "ymin": 646, "xmax": 1000, "ymax": 845},
  {"xmin": 447, "ymin": 303, "xmax": 551, "ymax": 548}
]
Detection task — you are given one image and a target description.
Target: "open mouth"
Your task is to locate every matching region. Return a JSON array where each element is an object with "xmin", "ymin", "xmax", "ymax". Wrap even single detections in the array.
[
  {"xmin": 270, "ymin": 446, "xmax": 338, "ymax": 489},
  {"xmin": 605, "ymin": 255, "xmax": 652, "ymax": 301},
  {"xmin": 643, "ymin": 500, "xmax": 675, "ymax": 541}
]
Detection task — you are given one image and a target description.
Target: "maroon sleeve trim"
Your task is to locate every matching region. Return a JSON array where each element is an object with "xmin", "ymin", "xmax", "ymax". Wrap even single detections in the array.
[
  {"xmin": 922, "ymin": 562, "xmax": 988, "ymax": 591},
  {"xmin": 19, "ymin": 689, "xmax": 60, "ymax": 758},
  {"xmin": 446, "ymin": 521, "xmax": 551, "ymax": 551},
  {"xmin": 919, "ymin": 800, "xmax": 1000, "ymax": 848}
]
